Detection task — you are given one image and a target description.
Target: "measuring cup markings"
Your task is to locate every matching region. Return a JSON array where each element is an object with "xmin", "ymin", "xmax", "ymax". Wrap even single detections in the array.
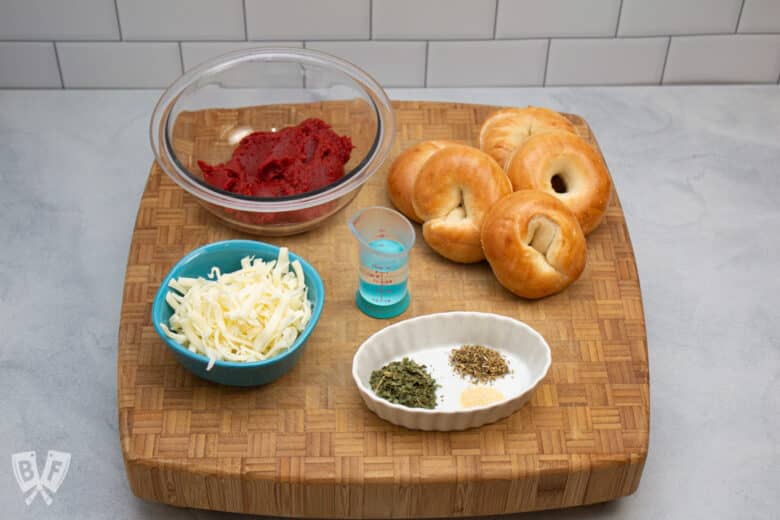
[
  {"xmin": 349, "ymin": 207, "xmax": 415, "ymax": 310},
  {"xmin": 358, "ymin": 237, "xmax": 408, "ymax": 304}
]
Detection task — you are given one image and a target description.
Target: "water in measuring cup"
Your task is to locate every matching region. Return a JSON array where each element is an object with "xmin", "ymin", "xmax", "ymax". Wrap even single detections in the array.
[{"xmin": 358, "ymin": 238, "xmax": 408, "ymax": 306}]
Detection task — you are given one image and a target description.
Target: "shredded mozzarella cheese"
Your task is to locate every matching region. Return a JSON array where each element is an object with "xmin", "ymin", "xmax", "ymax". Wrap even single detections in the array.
[{"xmin": 160, "ymin": 248, "xmax": 312, "ymax": 371}]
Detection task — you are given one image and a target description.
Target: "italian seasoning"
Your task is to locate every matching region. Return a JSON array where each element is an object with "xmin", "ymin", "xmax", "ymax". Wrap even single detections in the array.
[
  {"xmin": 449, "ymin": 344, "xmax": 509, "ymax": 384},
  {"xmin": 369, "ymin": 357, "xmax": 439, "ymax": 409}
]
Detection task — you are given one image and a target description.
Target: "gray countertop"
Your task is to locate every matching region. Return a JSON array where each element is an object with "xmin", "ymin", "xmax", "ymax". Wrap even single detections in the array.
[{"xmin": 0, "ymin": 86, "xmax": 778, "ymax": 519}]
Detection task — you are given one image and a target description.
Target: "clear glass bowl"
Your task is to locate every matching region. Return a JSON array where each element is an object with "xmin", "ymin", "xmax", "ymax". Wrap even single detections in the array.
[{"xmin": 150, "ymin": 48, "xmax": 395, "ymax": 236}]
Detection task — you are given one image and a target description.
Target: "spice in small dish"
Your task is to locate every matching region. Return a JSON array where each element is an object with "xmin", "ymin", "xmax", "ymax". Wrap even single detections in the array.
[
  {"xmin": 369, "ymin": 357, "xmax": 439, "ymax": 409},
  {"xmin": 449, "ymin": 344, "xmax": 509, "ymax": 384},
  {"xmin": 460, "ymin": 386, "xmax": 505, "ymax": 408}
]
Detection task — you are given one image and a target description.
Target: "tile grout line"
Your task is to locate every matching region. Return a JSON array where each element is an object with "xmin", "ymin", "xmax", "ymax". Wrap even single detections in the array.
[
  {"xmin": 424, "ymin": 41, "xmax": 429, "ymax": 87},
  {"xmin": 113, "ymin": 0, "xmax": 123, "ymax": 40},
  {"xmin": 614, "ymin": 0, "xmax": 624, "ymax": 37},
  {"xmin": 52, "ymin": 41, "xmax": 64, "ymax": 89},
  {"xmin": 735, "ymin": 0, "xmax": 746, "ymax": 33},
  {"xmin": 5, "ymin": 79, "xmax": 780, "ymax": 91},
  {"xmin": 0, "ymin": 86, "xmax": 178, "ymax": 91},
  {"xmin": 492, "ymin": 0, "xmax": 499, "ymax": 39},
  {"xmin": 0, "ymin": 81, "xmax": 732, "ymax": 91},
  {"xmin": 6, "ymin": 32, "xmax": 779, "ymax": 45},
  {"xmin": 660, "ymin": 36, "xmax": 672, "ymax": 85},
  {"xmin": 369, "ymin": 0, "xmax": 373, "ymax": 39},
  {"xmin": 159, "ymin": 40, "xmax": 303, "ymax": 45},
  {"xmin": 0, "ymin": 86, "xmax": 73, "ymax": 91},
  {"xmin": 178, "ymin": 41, "xmax": 184, "ymax": 73},
  {"xmin": 542, "ymin": 38, "xmax": 551, "ymax": 86},
  {"xmin": 242, "ymin": 0, "xmax": 249, "ymax": 40}
]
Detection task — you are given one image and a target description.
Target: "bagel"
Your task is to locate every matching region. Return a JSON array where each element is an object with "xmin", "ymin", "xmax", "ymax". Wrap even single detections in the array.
[
  {"xmin": 412, "ymin": 145, "xmax": 512, "ymax": 263},
  {"xmin": 505, "ymin": 130, "xmax": 612, "ymax": 235},
  {"xmin": 479, "ymin": 107, "xmax": 576, "ymax": 168},
  {"xmin": 481, "ymin": 190, "xmax": 586, "ymax": 299},
  {"xmin": 387, "ymin": 140, "xmax": 459, "ymax": 223}
]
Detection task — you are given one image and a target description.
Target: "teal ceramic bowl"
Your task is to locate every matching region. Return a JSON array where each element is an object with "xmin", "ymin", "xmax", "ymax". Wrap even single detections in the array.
[{"xmin": 152, "ymin": 240, "xmax": 324, "ymax": 386}]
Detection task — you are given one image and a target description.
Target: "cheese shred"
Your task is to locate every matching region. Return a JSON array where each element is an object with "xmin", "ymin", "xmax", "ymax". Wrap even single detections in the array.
[{"xmin": 160, "ymin": 248, "xmax": 312, "ymax": 371}]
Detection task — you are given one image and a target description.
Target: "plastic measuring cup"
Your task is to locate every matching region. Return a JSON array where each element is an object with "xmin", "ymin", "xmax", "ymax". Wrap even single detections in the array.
[{"xmin": 348, "ymin": 206, "xmax": 415, "ymax": 319}]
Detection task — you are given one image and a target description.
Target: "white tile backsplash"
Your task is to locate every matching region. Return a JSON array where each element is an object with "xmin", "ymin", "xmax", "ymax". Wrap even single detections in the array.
[
  {"xmin": 57, "ymin": 43, "xmax": 182, "ymax": 88},
  {"xmin": 117, "ymin": 0, "xmax": 245, "ymax": 41},
  {"xmin": 246, "ymin": 0, "xmax": 369, "ymax": 40},
  {"xmin": 496, "ymin": 0, "xmax": 621, "ymax": 38},
  {"xmin": 618, "ymin": 0, "xmax": 743, "ymax": 36},
  {"xmin": 1, "ymin": 0, "xmax": 779, "ymax": 88},
  {"xmin": 547, "ymin": 38, "xmax": 668, "ymax": 86},
  {"xmin": 181, "ymin": 42, "xmax": 305, "ymax": 88},
  {"xmin": 0, "ymin": 0, "xmax": 119, "ymax": 40},
  {"xmin": 663, "ymin": 35, "xmax": 780, "ymax": 84},
  {"xmin": 738, "ymin": 0, "xmax": 780, "ymax": 34},
  {"xmin": 427, "ymin": 40, "xmax": 548, "ymax": 87},
  {"xmin": 373, "ymin": 0, "xmax": 495, "ymax": 40},
  {"xmin": 0, "ymin": 42, "xmax": 61, "ymax": 88},
  {"xmin": 181, "ymin": 42, "xmax": 303, "ymax": 71},
  {"xmin": 305, "ymin": 41, "xmax": 426, "ymax": 87}
]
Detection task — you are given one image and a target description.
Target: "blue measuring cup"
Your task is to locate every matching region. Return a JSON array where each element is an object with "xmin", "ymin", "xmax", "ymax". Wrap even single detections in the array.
[{"xmin": 348, "ymin": 206, "xmax": 415, "ymax": 319}]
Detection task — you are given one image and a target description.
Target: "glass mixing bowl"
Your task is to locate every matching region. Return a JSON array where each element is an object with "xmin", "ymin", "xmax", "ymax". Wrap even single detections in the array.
[{"xmin": 150, "ymin": 48, "xmax": 395, "ymax": 236}]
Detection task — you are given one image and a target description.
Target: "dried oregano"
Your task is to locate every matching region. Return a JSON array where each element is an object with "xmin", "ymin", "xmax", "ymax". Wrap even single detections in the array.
[
  {"xmin": 449, "ymin": 344, "xmax": 509, "ymax": 384},
  {"xmin": 369, "ymin": 357, "xmax": 439, "ymax": 409}
]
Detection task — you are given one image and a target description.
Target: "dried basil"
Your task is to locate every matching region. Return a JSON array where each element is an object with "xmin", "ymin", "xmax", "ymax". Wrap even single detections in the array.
[{"xmin": 369, "ymin": 357, "xmax": 439, "ymax": 409}]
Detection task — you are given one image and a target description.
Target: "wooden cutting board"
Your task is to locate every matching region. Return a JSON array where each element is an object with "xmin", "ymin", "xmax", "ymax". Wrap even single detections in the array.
[{"xmin": 118, "ymin": 101, "xmax": 649, "ymax": 517}]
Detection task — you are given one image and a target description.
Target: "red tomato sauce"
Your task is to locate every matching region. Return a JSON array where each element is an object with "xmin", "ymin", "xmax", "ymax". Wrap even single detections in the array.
[{"xmin": 198, "ymin": 118, "xmax": 353, "ymax": 198}]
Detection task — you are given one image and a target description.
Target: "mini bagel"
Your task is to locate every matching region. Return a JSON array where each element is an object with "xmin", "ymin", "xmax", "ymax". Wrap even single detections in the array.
[
  {"xmin": 505, "ymin": 130, "xmax": 612, "ymax": 235},
  {"xmin": 412, "ymin": 145, "xmax": 512, "ymax": 263},
  {"xmin": 387, "ymin": 140, "xmax": 459, "ymax": 223},
  {"xmin": 479, "ymin": 107, "xmax": 576, "ymax": 168},
  {"xmin": 481, "ymin": 190, "xmax": 586, "ymax": 299}
]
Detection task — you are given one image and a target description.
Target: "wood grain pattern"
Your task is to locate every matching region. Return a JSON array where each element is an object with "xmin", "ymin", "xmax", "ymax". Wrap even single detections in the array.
[{"xmin": 118, "ymin": 101, "xmax": 649, "ymax": 517}]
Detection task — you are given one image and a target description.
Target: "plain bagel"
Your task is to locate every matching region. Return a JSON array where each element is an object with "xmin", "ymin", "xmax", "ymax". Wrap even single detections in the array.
[
  {"xmin": 386, "ymin": 140, "xmax": 459, "ymax": 223},
  {"xmin": 481, "ymin": 190, "xmax": 586, "ymax": 299},
  {"xmin": 479, "ymin": 107, "xmax": 576, "ymax": 169},
  {"xmin": 412, "ymin": 144, "xmax": 512, "ymax": 263},
  {"xmin": 505, "ymin": 130, "xmax": 612, "ymax": 235}
]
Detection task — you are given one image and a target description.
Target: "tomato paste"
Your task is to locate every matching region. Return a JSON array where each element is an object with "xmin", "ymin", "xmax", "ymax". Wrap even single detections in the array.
[{"xmin": 198, "ymin": 118, "xmax": 353, "ymax": 198}]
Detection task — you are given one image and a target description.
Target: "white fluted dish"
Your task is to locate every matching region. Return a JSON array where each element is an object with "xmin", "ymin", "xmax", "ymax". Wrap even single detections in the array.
[{"xmin": 352, "ymin": 312, "xmax": 552, "ymax": 431}]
